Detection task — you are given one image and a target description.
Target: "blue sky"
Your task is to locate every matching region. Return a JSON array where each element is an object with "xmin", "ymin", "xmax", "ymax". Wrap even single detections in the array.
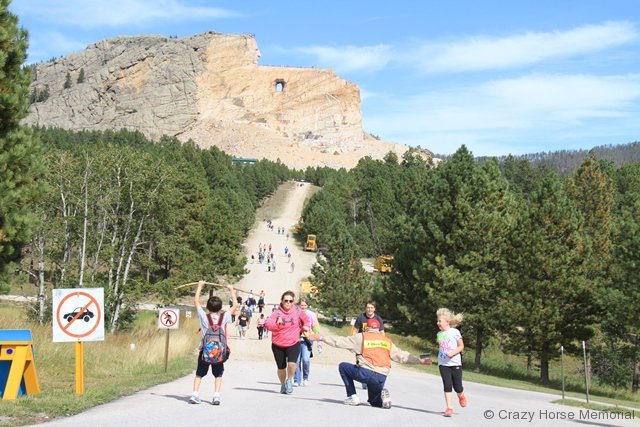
[{"xmin": 10, "ymin": 0, "xmax": 640, "ymax": 157}]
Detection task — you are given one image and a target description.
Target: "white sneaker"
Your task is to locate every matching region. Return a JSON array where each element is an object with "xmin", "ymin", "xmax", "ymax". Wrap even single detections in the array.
[
  {"xmin": 381, "ymin": 388, "xmax": 391, "ymax": 409},
  {"xmin": 344, "ymin": 395, "xmax": 360, "ymax": 406},
  {"xmin": 302, "ymin": 379, "xmax": 309, "ymax": 386},
  {"xmin": 293, "ymin": 382, "xmax": 300, "ymax": 387},
  {"xmin": 212, "ymin": 394, "xmax": 221, "ymax": 405},
  {"xmin": 189, "ymin": 394, "xmax": 201, "ymax": 404}
]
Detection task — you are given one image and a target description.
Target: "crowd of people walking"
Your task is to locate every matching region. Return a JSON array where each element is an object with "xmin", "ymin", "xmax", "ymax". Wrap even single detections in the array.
[{"xmin": 190, "ymin": 280, "xmax": 466, "ymax": 418}]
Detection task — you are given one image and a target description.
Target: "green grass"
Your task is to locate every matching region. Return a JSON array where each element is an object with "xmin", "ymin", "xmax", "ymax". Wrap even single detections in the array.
[
  {"xmin": 0, "ymin": 303, "xmax": 200, "ymax": 426},
  {"xmin": 254, "ymin": 180, "xmax": 298, "ymax": 222}
]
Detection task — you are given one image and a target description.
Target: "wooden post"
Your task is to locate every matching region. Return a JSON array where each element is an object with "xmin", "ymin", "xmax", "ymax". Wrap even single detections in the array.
[{"xmin": 164, "ymin": 329, "xmax": 170, "ymax": 373}]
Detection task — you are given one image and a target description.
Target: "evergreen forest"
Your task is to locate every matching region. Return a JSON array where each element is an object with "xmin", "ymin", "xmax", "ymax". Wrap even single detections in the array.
[
  {"xmin": 5, "ymin": 127, "xmax": 296, "ymax": 332},
  {"xmin": 300, "ymin": 147, "xmax": 640, "ymax": 392}
]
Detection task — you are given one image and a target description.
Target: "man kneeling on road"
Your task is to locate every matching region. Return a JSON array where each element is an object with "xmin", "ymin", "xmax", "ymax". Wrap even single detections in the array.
[{"xmin": 311, "ymin": 319, "xmax": 430, "ymax": 408}]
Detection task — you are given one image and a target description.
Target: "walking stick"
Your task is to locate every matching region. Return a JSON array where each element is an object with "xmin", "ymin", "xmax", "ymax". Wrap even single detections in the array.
[{"xmin": 175, "ymin": 281, "xmax": 253, "ymax": 295}]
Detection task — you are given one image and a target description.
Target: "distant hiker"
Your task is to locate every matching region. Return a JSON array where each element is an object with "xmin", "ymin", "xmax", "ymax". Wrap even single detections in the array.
[
  {"xmin": 237, "ymin": 310, "xmax": 249, "ymax": 339},
  {"xmin": 257, "ymin": 314, "xmax": 266, "ymax": 340},
  {"xmin": 189, "ymin": 280, "xmax": 238, "ymax": 405}
]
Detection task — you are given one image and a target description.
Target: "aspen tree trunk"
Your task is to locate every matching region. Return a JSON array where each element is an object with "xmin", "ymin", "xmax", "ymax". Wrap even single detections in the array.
[
  {"xmin": 36, "ymin": 238, "xmax": 46, "ymax": 324},
  {"xmin": 107, "ymin": 167, "xmax": 123, "ymax": 292},
  {"xmin": 109, "ymin": 184, "xmax": 135, "ymax": 331},
  {"xmin": 78, "ymin": 164, "xmax": 90, "ymax": 287},
  {"xmin": 110, "ymin": 217, "xmax": 145, "ymax": 332},
  {"xmin": 30, "ymin": 232, "xmax": 47, "ymax": 324},
  {"xmin": 90, "ymin": 214, "xmax": 107, "ymax": 285},
  {"xmin": 59, "ymin": 189, "xmax": 70, "ymax": 286}
]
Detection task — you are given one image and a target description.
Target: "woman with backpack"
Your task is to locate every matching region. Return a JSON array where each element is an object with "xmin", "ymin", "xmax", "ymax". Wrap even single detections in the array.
[
  {"xmin": 189, "ymin": 280, "xmax": 238, "ymax": 405},
  {"xmin": 265, "ymin": 290, "xmax": 311, "ymax": 395}
]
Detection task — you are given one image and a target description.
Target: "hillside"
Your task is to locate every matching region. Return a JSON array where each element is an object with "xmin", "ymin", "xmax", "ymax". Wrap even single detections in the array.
[{"xmin": 23, "ymin": 31, "xmax": 422, "ymax": 170}]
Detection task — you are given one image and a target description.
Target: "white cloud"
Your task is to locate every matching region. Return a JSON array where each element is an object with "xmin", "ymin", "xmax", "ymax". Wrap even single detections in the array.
[
  {"xmin": 294, "ymin": 44, "xmax": 392, "ymax": 73},
  {"xmin": 13, "ymin": 0, "xmax": 237, "ymax": 29},
  {"xmin": 411, "ymin": 21, "xmax": 638, "ymax": 73},
  {"xmin": 482, "ymin": 74, "xmax": 640, "ymax": 119},
  {"xmin": 364, "ymin": 73, "xmax": 640, "ymax": 156}
]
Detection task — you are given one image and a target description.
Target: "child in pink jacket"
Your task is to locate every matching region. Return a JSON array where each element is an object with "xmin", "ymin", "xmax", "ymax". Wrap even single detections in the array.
[{"xmin": 265, "ymin": 290, "xmax": 311, "ymax": 395}]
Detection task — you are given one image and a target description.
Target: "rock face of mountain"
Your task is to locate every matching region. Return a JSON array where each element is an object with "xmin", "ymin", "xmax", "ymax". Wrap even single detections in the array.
[{"xmin": 24, "ymin": 31, "xmax": 421, "ymax": 169}]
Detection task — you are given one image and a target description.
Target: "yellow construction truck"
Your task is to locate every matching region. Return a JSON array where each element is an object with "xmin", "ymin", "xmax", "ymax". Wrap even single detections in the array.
[
  {"xmin": 373, "ymin": 255, "xmax": 394, "ymax": 273},
  {"xmin": 305, "ymin": 234, "xmax": 317, "ymax": 251},
  {"xmin": 300, "ymin": 280, "xmax": 318, "ymax": 295}
]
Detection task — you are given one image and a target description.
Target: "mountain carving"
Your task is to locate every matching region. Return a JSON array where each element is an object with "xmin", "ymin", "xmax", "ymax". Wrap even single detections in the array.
[{"xmin": 24, "ymin": 31, "xmax": 426, "ymax": 169}]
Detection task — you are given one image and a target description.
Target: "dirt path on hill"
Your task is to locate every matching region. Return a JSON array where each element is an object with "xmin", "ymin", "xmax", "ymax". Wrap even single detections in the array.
[
  {"xmin": 226, "ymin": 180, "xmax": 355, "ymax": 367},
  {"xmin": 235, "ymin": 180, "xmax": 317, "ymax": 306}
]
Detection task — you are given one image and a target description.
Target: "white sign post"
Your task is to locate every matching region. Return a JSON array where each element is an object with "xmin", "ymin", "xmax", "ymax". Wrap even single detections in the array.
[
  {"xmin": 52, "ymin": 288, "xmax": 105, "ymax": 395},
  {"xmin": 52, "ymin": 288, "xmax": 105, "ymax": 343}
]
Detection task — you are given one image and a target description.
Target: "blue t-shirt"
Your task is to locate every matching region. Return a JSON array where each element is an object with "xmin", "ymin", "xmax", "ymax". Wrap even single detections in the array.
[
  {"xmin": 437, "ymin": 327, "xmax": 462, "ymax": 366},
  {"xmin": 197, "ymin": 307, "xmax": 232, "ymax": 341}
]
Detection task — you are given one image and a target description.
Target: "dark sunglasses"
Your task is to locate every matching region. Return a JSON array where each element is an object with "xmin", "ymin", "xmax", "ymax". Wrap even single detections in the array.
[{"xmin": 283, "ymin": 299, "xmax": 294, "ymax": 303}]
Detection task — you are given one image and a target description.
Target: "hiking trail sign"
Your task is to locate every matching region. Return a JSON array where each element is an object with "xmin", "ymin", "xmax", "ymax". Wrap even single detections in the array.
[{"xmin": 52, "ymin": 288, "xmax": 105, "ymax": 342}]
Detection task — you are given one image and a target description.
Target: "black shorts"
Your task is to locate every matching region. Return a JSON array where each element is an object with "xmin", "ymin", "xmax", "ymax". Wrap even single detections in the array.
[
  {"xmin": 439, "ymin": 365, "xmax": 463, "ymax": 393},
  {"xmin": 195, "ymin": 351, "xmax": 225, "ymax": 378},
  {"xmin": 271, "ymin": 343, "xmax": 301, "ymax": 369}
]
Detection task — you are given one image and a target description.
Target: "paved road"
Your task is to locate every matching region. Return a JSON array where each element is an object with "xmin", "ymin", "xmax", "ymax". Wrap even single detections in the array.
[
  {"xmin": 29, "ymin": 355, "xmax": 636, "ymax": 427},
  {"xmin": 27, "ymin": 181, "xmax": 637, "ymax": 427}
]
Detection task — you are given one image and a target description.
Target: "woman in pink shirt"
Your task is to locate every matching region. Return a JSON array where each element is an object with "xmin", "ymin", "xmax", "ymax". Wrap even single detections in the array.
[{"xmin": 265, "ymin": 290, "xmax": 311, "ymax": 395}]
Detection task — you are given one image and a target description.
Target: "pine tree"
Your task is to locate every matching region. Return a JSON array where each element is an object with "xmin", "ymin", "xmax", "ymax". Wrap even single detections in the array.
[
  {"xmin": 77, "ymin": 67, "xmax": 85, "ymax": 83},
  {"xmin": 310, "ymin": 220, "xmax": 374, "ymax": 320},
  {"xmin": 503, "ymin": 170, "xmax": 596, "ymax": 384},
  {"xmin": 64, "ymin": 71, "xmax": 72, "ymax": 89},
  {"xmin": 0, "ymin": 0, "xmax": 44, "ymax": 292}
]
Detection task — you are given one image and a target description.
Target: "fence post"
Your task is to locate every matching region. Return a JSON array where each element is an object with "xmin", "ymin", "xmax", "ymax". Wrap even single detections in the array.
[
  {"xmin": 560, "ymin": 345, "xmax": 565, "ymax": 400},
  {"xmin": 582, "ymin": 340, "xmax": 589, "ymax": 404}
]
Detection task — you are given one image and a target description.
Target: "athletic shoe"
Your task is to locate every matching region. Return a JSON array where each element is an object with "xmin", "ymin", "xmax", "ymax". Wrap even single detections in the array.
[
  {"xmin": 188, "ymin": 394, "xmax": 201, "ymax": 404},
  {"xmin": 302, "ymin": 379, "xmax": 309, "ymax": 386},
  {"xmin": 381, "ymin": 388, "xmax": 391, "ymax": 409},
  {"xmin": 285, "ymin": 379, "xmax": 293, "ymax": 394},
  {"xmin": 444, "ymin": 408, "xmax": 454, "ymax": 417},
  {"xmin": 344, "ymin": 395, "xmax": 360, "ymax": 406},
  {"xmin": 212, "ymin": 395, "xmax": 221, "ymax": 405},
  {"xmin": 458, "ymin": 393, "xmax": 467, "ymax": 407},
  {"xmin": 280, "ymin": 383, "xmax": 286, "ymax": 394},
  {"xmin": 293, "ymin": 382, "xmax": 300, "ymax": 387}
]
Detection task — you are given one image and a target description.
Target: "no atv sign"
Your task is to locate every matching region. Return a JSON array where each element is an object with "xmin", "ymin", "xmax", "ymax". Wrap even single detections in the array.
[{"xmin": 52, "ymin": 288, "xmax": 105, "ymax": 342}]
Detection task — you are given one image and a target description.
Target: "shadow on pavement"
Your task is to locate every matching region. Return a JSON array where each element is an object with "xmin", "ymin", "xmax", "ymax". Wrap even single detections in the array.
[{"xmin": 152, "ymin": 393, "xmax": 192, "ymax": 403}]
